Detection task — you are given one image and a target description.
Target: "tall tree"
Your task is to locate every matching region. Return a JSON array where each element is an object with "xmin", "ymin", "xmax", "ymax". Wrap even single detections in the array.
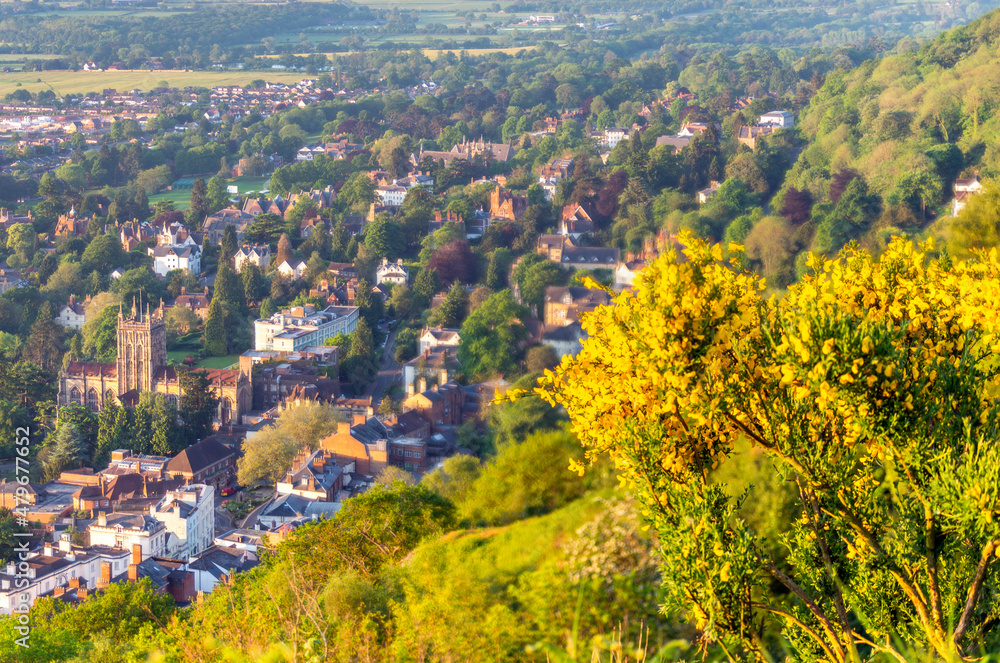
[
  {"xmin": 23, "ymin": 302, "xmax": 64, "ymax": 372},
  {"xmin": 220, "ymin": 225, "xmax": 238, "ymax": 264},
  {"xmin": 188, "ymin": 177, "xmax": 209, "ymax": 227},
  {"xmin": 40, "ymin": 422, "xmax": 84, "ymax": 482},
  {"xmin": 275, "ymin": 233, "xmax": 294, "ymax": 266},
  {"xmin": 203, "ymin": 298, "xmax": 227, "ymax": 357},
  {"xmin": 178, "ymin": 369, "xmax": 219, "ymax": 443},
  {"xmin": 429, "ymin": 283, "xmax": 469, "ymax": 328}
]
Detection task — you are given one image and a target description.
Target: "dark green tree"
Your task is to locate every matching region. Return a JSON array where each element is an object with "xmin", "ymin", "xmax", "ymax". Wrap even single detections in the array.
[
  {"xmin": 178, "ymin": 369, "xmax": 220, "ymax": 443},
  {"xmin": 457, "ymin": 289, "xmax": 528, "ymax": 379},
  {"xmin": 203, "ymin": 298, "xmax": 227, "ymax": 357}
]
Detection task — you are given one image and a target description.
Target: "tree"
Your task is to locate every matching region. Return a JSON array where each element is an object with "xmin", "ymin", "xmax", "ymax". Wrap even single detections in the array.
[
  {"xmin": 23, "ymin": 302, "xmax": 63, "ymax": 372},
  {"xmin": 413, "ymin": 267, "xmax": 441, "ymax": 307},
  {"xmin": 427, "ymin": 239, "xmax": 473, "ymax": 284},
  {"xmin": 220, "ymin": 225, "xmax": 238, "ymax": 263},
  {"xmin": 6, "ymin": 223, "xmax": 36, "ymax": 268},
  {"xmin": 275, "ymin": 233, "xmax": 294, "ymax": 266},
  {"xmin": 237, "ymin": 402, "xmax": 342, "ymax": 487},
  {"xmin": 245, "ymin": 213, "xmax": 287, "ymax": 247},
  {"xmin": 537, "ymin": 233, "xmax": 1000, "ymax": 662},
  {"xmin": 780, "ymin": 186, "xmax": 814, "ymax": 225},
  {"xmin": 82, "ymin": 305, "xmax": 119, "ymax": 362},
  {"xmin": 213, "ymin": 261, "xmax": 246, "ymax": 317},
  {"xmin": 458, "ymin": 290, "xmax": 528, "ymax": 379},
  {"xmin": 203, "ymin": 298, "xmax": 227, "ymax": 357},
  {"xmin": 188, "ymin": 177, "xmax": 209, "ymax": 227},
  {"xmin": 241, "ymin": 262, "xmax": 268, "ymax": 303},
  {"xmin": 525, "ymin": 344, "xmax": 558, "ymax": 373},
  {"xmin": 429, "ymin": 283, "xmax": 468, "ymax": 328},
  {"xmin": 81, "ymin": 234, "xmax": 125, "ymax": 275},
  {"xmin": 39, "ymin": 422, "xmax": 84, "ymax": 482},
  {"xmin": 364, "ymin": 217, "xmax": 404, "ymax": 261},
  {"xmin": 179, "ymin": 369, "xmax": 219, "ymax": 443}
]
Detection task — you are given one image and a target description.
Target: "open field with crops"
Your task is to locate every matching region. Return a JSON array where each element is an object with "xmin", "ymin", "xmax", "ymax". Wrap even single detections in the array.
[{"xmin": 0, "ymin": 69, "xmax": 307, "ymax": 97}]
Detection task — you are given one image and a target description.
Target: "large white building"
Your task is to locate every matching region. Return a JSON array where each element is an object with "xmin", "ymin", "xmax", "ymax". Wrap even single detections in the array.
[
  {"xmin": 758, "ymin": 110, "xmax": 794, "ymax": 129},
  {"xmin": 254, "ymin": 304, "xmax": 360, "ymax": 352},
  {"xmin": 87, "ymin": 511, "xmax": 168, "ymax": 559},
  {"xmin": 375, "ymin": 184, "xmax": 407, "ymax": 207},
  {"xmin": 148, "ymin": 245, "xmax": 201, "ymax": 277},
  {"xmin": 151, "ymin": 484, "xmax": 216, "ymax": 559}
]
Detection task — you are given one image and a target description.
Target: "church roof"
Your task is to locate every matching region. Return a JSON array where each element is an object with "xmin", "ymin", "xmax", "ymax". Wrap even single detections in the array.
[{"xmin": 64, "ymin": 361, "xmax": 117, "ymax": 378}]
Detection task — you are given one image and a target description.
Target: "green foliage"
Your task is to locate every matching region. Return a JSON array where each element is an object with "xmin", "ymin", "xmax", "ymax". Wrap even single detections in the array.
[
  {"xmin": 457, "ymin": 289, "xmax": 528, "ymax": 380},
  {"xmin": 238, "ymin": 402, "xmax": 342, "ymax": 487},
  {"xmin": 178, "ymin": 368, "xmax": 220, "ymax": 443}
]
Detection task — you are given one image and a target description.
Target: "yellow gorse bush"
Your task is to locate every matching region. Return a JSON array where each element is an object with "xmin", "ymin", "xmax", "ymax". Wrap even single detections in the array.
[{"xmin": 530, "ymin": 233, "xmax": 1000, "ymax": 662}]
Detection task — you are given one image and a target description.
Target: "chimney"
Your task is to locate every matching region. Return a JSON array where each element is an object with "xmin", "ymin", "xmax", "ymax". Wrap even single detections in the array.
[
  {"xmin": 131, "ymin": 543, "xmax": 142, "ymax": 566},
  {"xmin": 59, "ymin": 537, "xmax": 72, "ymax": 552},
  {"xmin": 98, "ymin": 561, "xmax": 111, "ymax": 588},
  {"xmin": 97, "ymin": 511, "xmax": 107, "ymax": 526},
  {"xmin": 180, "ymin": 286, "xmax": 186, "ymax": 295},
  {"xmin": 53, "ymin": 586, "xmax": 65, "ymax": 597},
  {"xmin": 127, "ymin": 564, "xmax": 138, "ymax": 582},
  {"xmin": 43, "ymin": 543, "xmax": 53, "ymax": 557},
  {"xmin": 417, "ymin": 377, "xmax": 427, "ymax": 394},
  {"xmin": 352, "ymin": 413, "xmax": 367, "ymax": 426},
  {"xmin": 68, "ymin": 576, "xmax": 81, "ymax": 589}
]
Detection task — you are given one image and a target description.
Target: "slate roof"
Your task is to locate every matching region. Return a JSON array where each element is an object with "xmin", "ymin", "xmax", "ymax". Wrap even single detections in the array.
[{"xmin": 167, "ymin": 439, "xmax": 235, "ymax": 476}]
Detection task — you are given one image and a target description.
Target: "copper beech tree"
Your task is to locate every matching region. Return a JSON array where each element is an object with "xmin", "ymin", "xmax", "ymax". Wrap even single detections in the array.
[{"xmin": 529, "ymin": 234, "xmax": 1000, "ymax": 662}]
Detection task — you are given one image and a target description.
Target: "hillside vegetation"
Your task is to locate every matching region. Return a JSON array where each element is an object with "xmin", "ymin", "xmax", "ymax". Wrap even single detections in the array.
[{"xmin": 756, "ymin": 9, "xmax": 1000, "ymax": 284}]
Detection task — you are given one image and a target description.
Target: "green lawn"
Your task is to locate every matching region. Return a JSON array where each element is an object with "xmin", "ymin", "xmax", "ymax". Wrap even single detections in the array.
[
  {"xmin": 166, "ymin": 350, "xmax": 239, "ymax": 370},
  {"xmin": 230, "ymin": 176, "xmax": 270, "ymax": 193},
  {"xmin": 149, "ymin": 188, "xmax": 194, "ymax": 209}
]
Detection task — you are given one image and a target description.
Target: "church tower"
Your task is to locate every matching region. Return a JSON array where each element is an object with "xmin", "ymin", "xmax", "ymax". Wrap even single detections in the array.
[{"xmin": 117, "ymin": 296, "xmax": 167, "ymax": 395}]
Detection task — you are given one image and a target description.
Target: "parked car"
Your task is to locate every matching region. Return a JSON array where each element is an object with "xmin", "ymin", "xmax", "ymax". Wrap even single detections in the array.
[{"xmin": 220, "ymin": 487, "xmax": 236, "ymax": 496}]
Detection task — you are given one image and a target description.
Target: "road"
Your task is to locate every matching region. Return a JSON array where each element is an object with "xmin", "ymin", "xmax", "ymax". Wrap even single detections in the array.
[{"xmin": 364, "ymin": 327, "xmax": 401, "ymax": 405}]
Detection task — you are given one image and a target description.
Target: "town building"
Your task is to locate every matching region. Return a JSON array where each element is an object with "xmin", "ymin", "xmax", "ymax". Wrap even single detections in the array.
[
  {"xmin": 320, "ymin": 414, "xmax": 388, "ymax": 475},
  {"xmin": 558, "ymin": 203, "xmax": 596, "ymax": 241},
  {"xmin": 57, "ymin": 294, "xmax": 88, "ymax": 330},
  {"xmin": 758, "ymin": 110, "xmax": 794, "ymax": 128},
  {"xmin": 489, "ymin": 185, "xmax": 529, "ymax": 221},
  {"xmin": 952, "ymin": 174, "xmax": 983, "ymax": 216},
  {"xmin": 254, "ymin": 304, "xmax": 360, "ymax": 352},
  {"xmin": 376, "ymin": 257, "xmax": 408, "ymax": 286},
  {"xmin": 276, "ymin": 259, "xmax": 308, "ymax": 280},
  {"xmin": 202, "ymin": 208, "xmax": 253, "ymax": 244},
  {"xmin": 150, "ymin": 484, "xmax": 216, "ymax": 558},
  {"xmin": 535, "ymin": 235, "xmax": 619, "ymax": 270},
  {"xmin": 543, "ymin": 287, "xmax": 611, "ymax": 326},
  {"xmin": 148, "ymin": 244, "xmax": 201, "ymax": 276},
  {"xmin": 418, "ymin": 327, "xmax": 460, "ymax": 355},
  {"xmin": 375, "ymin": 184, "xmax": 407, "ymax": 207},
  {"xmin": 54, "ymin": 207, "xmax": 90, "ymax": 238},
  {"xmin": 276, "ymin": 448, "xmax": 344, "ymax": 501},
  {"xmin": 87, "ymin": 511, "xmax": 168, "ymax": 559},
  {"xmin": 165, "ymin": 438, "xmax": 237, "ymax": 490}
]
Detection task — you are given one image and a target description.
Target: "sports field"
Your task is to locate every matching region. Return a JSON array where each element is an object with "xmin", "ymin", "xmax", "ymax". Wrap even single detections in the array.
[{"xmin": 0, "ymin": 69, "xmax": 306, "ymax": 97}]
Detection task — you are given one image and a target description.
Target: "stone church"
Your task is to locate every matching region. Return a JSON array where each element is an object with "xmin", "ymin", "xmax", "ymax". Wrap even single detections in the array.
[{"xmin": 58, "ymin": 300, "xmax": 252, "ymax": 425}]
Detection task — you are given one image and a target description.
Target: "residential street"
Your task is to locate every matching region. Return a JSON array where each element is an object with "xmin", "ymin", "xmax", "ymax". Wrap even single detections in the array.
[{"xmin": 364, "ymin": 327, "xmax": 401, "ymax": 405}]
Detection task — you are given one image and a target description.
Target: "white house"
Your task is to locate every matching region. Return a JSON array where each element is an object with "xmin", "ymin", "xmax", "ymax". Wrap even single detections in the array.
[
  {"xmin": 375, "ymin": 184, "xmax": 407, "ymax": 207},
  {"xmin": 605, "ymin": 127, "xmax": 628, "ymax": 149},
  {"xmin": 758, "ymin": 110, "xmax": 794, "ymax": 129},
  {"xmin": 234, "ymin": 244, "xmax": 271, "ymax": 273},
  {"xmin": 418, "ymin": 326, "xmax": 461, "ymax": 355},
  {"xmin": 57, "ymin": 294, "xmax": 87, "ymax": 330},
  {"xmin": 276, "ymin": 259, "xmax": 308, "ymax": 281},
  {"xmin": 148, "ymin": 245, "xmax": 201, "ymax": 276},
  {"xmin": 376, "ymin": 257, "xmax": 408, "ymax": 286},
  {"xmin": 150, "ymin": 484, "xmax": 216, "ymax": 559},
  {"xmin": 952, "ymin": 175, "xmax": 984, "ymax": 216},
  {"xmin": 87, "ymin": 511, "xmax": 168, "ymax": 560}
]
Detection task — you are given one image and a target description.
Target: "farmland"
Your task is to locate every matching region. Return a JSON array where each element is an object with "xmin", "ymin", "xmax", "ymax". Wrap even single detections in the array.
[{"xmin": 0, "ymin": 69, "xmax": 307, "ymax": 98}]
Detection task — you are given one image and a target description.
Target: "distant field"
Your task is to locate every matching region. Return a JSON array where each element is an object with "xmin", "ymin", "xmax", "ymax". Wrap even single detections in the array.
[
  {"xmin": 149, "ymin": 188, "xmax": 194, "ymax": 208},
  {"xmin": 0, "ymin": 69, "xmax": 306, "ymax": 97},
  {"xmin": 166, "ymin": 350, "xmax": 239, "ymax": 370},
  {"xmin": 231, "ymin": 176, "xmax": 270, "ymax": 193},
  {"xmin": 262, "ymin": 45, "xmax": 535, "ymax": 59}
]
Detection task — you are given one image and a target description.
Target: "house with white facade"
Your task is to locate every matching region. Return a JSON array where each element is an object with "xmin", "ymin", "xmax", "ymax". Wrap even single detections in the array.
[
  {"xmin": 418, "ymin": 327, "xmax": 461, "ymax": 355},
  {"xmin": 605, "ymin": 127, "xmax": 628, "ymax": 148},
  {"xmin": 376, "ymin": 257, "xmax": 408, "ymax": 286},
  {"xmin": 234, "ymin": 244, "xmax": 271, "ymax": 273},
  {"xmin": 86, "ymin": 511, "xmax": 168, "ymax": 559},
  {"xmin": 148, "ymin": 245, "xmax": 201, "ymax": 277},
  {"xmin": 758, "ymin": 110, "xmax": 795, "ymax": 129},
  {"xmin": 57, "ymin": 294, "xmax": 87, "ymax": 330},
  {"xmin": 276, "ymin": 259, "xmax": 308, "ymax": 281},
  {"xmin": 375, "ymin": 184, "xmax": 407, "ymax": 207},
  {"xmin": 151, "ymin": 484, "xmax": 216, "ymax": 559}
]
